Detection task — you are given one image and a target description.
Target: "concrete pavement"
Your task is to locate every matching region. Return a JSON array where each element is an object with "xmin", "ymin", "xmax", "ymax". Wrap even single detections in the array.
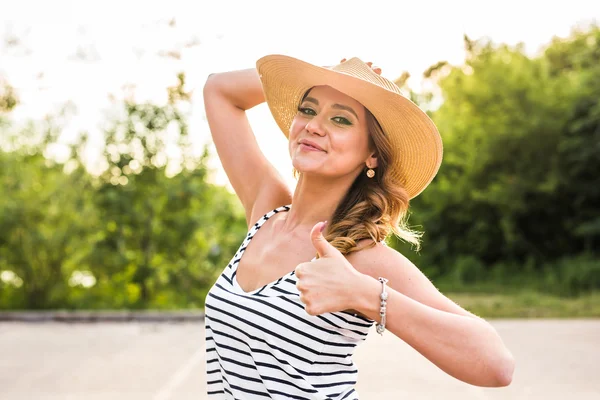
[{"xmin": 1, "ymin": 319, "xmax": 598, "ymax": 399}]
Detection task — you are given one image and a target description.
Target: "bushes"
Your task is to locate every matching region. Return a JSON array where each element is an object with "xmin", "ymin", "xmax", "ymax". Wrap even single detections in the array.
[
  {"xmin": 399, "ymin": 25, "xmax": 600, "ymax": 297},
  {"xmin": 434, "ymin": 255, "xmax": 600, "ymax": 297},
  {"xmin": 546, "ymin": 254, "xmax": 600, "ymax": 296}
]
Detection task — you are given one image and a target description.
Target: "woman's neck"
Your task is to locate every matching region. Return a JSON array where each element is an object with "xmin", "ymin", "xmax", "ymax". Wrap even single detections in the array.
[{"xmin": 279, "ymin": 171, "xmax": 355, "ymax": 234}]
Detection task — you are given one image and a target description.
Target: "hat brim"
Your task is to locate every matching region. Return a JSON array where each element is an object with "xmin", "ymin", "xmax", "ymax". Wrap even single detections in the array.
[{"xmin": 256, "ymin": 54, "xmax": 443, "ymax": 199}]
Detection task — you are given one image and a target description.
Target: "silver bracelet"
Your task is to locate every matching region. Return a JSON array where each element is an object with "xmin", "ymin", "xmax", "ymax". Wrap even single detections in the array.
[{"xmin": 375, "ymin": 277, "xmax": 389, "ymax": 335}]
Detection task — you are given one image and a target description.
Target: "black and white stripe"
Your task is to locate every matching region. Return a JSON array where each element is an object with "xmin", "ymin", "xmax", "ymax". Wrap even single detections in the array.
[{"xmin": 205, "ymin": 205, "xmax": 373, "ymax": 399}]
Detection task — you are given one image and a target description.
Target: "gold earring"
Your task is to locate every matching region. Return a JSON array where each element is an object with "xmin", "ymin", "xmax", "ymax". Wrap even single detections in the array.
[{"xmin": 366, "ymin": 168, "xmax": 375, "ymax": 178}]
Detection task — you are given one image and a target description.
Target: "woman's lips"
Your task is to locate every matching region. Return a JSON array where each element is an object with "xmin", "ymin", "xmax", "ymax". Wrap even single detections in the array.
[{"xmin": 299, "ymin": 143, "xmax": 325, "ymax": 152}]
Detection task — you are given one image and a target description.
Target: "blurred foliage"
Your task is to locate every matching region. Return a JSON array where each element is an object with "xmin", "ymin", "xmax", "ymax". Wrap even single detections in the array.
[
  {"xmin": 1, "ymin": 25, "xmax": 599, "ymax": 310},
  {"xmin": 0, "ymin": 73, "xmax": 247, "ymax": 309},
  {"xmin": 394, "ymin": 24, "xmax": 600, "ymax": 296},
  {"xmin": 449, "ymin": 291, "xmax": 600, "ymax": 318},
  {"xmin": 0, "ymin": 84, "xmax": 18, "ymax": 113}
]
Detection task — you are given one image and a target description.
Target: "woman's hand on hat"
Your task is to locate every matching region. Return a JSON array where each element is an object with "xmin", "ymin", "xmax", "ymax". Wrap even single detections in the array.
[
  {"xmin": 340, "ymin": 58, "xmax": 382, "ymax": 75},
  {"xmin": 294, "ymin": 221, "xmax": 367, "ymax": 316}
]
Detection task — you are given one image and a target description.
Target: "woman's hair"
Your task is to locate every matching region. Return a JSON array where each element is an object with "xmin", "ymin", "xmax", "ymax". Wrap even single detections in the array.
[{"xmin": 293, "ymin": 90, "xmax": 422, "ymax": 255}]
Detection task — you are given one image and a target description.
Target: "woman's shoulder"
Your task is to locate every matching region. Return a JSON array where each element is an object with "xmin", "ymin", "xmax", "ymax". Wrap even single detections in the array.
[
  {"xmin": 345, "ymin": 238, "xmax": 414, "ymax": 280},
  {"xmin": 352, "ymin": 237, "xmax": 390, "ymax": 254}
]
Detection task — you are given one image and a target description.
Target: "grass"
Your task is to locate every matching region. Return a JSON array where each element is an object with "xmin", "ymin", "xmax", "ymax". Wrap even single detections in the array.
[{"xmin": 447, "ymin": 291, "xmax": 600, "ymax": 318}]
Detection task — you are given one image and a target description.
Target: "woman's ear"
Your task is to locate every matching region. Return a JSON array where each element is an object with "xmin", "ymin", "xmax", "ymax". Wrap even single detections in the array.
[{"xmin": 367, "ymin": 152, "xmax": 378, "ymax": 169}]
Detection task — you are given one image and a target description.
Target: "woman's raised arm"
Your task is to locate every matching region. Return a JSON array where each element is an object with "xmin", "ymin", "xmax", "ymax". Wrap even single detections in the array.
[{"xmin": 203, "ymin": 68, "xmax": 291, "ymax": 227}]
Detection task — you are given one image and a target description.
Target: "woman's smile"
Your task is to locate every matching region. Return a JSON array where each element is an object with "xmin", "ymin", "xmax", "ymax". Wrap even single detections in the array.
[{"xmin": 299, "ymin": 143, "xmax": 326, "ymax": 152}]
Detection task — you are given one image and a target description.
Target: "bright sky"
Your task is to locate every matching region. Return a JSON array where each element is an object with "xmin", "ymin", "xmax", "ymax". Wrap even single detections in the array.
[{"xmin": 1, "ymin": 0, "xmax": 598, "ymax": 191}]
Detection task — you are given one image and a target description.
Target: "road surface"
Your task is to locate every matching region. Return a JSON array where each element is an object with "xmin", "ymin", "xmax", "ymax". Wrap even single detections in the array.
[{"xmin": 1, "ymin": 319, "xmax": 598, "ymax": 399}]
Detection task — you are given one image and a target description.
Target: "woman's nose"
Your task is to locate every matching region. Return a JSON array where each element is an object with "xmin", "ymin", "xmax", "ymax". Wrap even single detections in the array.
[{"xmin": 305, "ymin": 117, "xmax": 326, "ymax": 136}]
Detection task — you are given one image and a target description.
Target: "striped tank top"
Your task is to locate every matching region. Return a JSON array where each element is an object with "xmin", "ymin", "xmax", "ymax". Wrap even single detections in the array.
[{"xmin": 204, "ymin": 204, "xmax": 374, "ymax": 399}]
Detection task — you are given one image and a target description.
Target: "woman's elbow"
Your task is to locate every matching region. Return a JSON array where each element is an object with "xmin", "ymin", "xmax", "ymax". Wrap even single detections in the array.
[{"xmin": 490, "ymin": 350, "xmax": 515, "ymax": 387}]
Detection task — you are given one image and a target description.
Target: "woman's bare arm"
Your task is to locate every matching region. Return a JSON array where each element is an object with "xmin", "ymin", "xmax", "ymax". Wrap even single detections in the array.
[
  {"xmin": 203, "ymin": 69, "xmax": 291, "ymax": 226},
  {"xmin": 347, "ymin": 244, "xmax": 515, "ymax": 387}
]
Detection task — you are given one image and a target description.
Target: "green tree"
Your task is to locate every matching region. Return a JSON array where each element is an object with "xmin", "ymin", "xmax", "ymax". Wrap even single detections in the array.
[
  {"xmin": 1, "ymin": 74, "xmax": 247, "ymax": 309},
  {"xmin": 78, "ymin": 73, "xmax": 246, "ymax": 309},
  {"xmin": 0, "ymin": 146, "xmax": 95, "ymax": 308},
  {"xmin": 399, "ymin": 25, "xmax": 600, "ymax": 290}
]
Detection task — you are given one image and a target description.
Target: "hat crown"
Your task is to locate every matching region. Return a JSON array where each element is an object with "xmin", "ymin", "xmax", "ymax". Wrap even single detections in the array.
[{"xmin": 330, "ymin": 58, "xmax": 404, "ymax": 96}]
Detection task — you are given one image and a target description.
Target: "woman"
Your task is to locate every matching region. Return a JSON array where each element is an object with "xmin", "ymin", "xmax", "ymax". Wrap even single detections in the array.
[{"xmin": 202, "ymin": 55, "xmax": 515, "ymax": 399}]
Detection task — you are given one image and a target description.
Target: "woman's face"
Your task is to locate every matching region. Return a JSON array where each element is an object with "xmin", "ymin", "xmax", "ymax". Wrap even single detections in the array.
[{"xmin": 289, "ymin": 85, "xmax": 377, "ymax": 179}]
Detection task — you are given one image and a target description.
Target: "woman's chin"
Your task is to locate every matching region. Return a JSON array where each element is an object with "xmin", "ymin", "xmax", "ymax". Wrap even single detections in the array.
[{"xmin": 291, "ymin": 158, "xmax": 320, "ymax": 173}]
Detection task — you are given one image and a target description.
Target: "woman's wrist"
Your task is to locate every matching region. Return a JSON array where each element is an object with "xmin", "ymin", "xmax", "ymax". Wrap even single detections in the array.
[{"xmin": 352, "ymin": 274, "xmax": 384, "ymax": 321}]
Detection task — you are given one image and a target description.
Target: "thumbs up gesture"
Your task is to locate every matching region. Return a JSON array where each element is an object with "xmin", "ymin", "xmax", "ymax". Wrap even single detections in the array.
[{"xmin": 295, "ymin": 221, "xmax": 367, "ymax": 316}]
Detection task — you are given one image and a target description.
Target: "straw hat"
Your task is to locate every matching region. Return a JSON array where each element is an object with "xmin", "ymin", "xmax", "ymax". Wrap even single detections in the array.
[{"xmin": 256, "ymin": 54, "xmax": 443, "ymax": 199}]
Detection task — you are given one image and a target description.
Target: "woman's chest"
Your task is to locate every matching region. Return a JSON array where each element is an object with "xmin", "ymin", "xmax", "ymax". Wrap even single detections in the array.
[
  {"xmin": 205, "ymin": 280, "xmax": 364, "ymax": 369},
  {"xmin": 235, "ymin": 234, "xmax": 315, "ymax": 294}
]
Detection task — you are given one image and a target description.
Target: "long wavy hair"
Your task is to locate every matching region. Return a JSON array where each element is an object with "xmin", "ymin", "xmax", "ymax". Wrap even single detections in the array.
[{"xmin": 293, "ymin": 90, "xmax": 422, "ymax": 256}]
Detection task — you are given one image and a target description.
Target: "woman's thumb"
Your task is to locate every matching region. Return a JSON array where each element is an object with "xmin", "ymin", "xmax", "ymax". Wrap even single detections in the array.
[{"xmin": 310, "ymin": 221, "xmax": 336, "ymax": 258}]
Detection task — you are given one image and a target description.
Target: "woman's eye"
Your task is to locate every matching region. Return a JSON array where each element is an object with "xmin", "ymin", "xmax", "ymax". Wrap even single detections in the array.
[
  {"xmin": 298, "ymin": 107, "xmax": 315, "ymax": 115},
  {"xmin": 333, "ymin": 116, "xmax": 352, "ymax": 125},
  {"xmin": 298, "ymin": 107, "xmax": 351, "ymax": 125}
]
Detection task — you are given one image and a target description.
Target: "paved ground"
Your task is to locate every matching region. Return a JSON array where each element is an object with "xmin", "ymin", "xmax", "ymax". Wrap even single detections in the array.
[{"xmin": 0, "ymin": 319, "xmax": 598, "ymax": 399}]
